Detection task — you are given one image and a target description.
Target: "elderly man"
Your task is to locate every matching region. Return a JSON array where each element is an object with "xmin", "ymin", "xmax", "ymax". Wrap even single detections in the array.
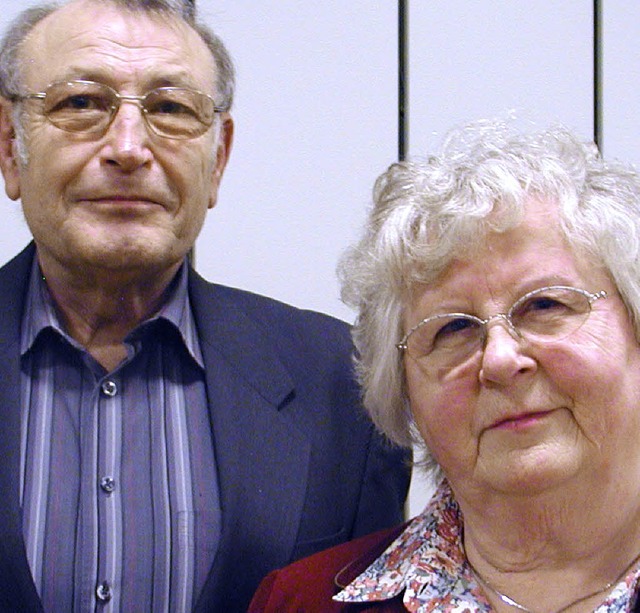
[{"xmin": 0, "ymin": 1, "xmax": 409, "ymax": 611}]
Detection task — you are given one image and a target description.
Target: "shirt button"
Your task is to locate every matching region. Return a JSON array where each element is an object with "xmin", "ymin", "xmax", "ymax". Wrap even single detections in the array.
[
  {"xmin": 100, "ymin": 476, "xmax": 116, "ymax": 494},
  {"xmin": 101, "ymin": 380, "xmax": 118, "ymax": 397},
  {"xmin": 96, "ymin": 581, "xmax": 112, "ymax": 602}
]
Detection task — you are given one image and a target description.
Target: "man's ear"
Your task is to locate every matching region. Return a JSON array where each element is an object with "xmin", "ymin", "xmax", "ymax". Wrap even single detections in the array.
[
  {"xmin": 208, "ymin": 113, "xmax": 234, "ymax": 210},
  {"xmin": 0, "ymin": 99, "xmax": 21, "ymax": 201}
]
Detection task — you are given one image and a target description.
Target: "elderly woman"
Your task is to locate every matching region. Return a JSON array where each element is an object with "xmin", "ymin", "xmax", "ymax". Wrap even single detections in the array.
[{"xmin": 249, "ymin": 121, "xmax": 640, "ymax": 612}]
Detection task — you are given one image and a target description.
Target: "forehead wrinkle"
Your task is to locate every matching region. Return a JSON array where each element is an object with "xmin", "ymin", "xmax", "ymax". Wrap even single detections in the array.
[
  {"xmin": 56, "ymin": 49, "xmax": 204, "ymax": 90},
  {"xmin": 20, "ymin": 5, "xmax": 215, "ymax": 92}
]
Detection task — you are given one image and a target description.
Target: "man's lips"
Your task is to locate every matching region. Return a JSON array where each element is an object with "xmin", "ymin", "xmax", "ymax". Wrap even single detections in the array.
[
  {"xmin": 82, "ymin": 195, "xmax": 162, "ymax": 205},
  {"xmin": 74, "ymin": 195, "xmax": 172, "ymax": 214}
]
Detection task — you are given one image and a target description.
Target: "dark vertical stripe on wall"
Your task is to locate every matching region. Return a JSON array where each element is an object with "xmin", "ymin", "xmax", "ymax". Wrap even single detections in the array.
[
  {"xmin": 593, "ymin": 0, "xmax": 602, "ymax": 150},
  {"xmin": 398, "ymin": 0, "xmax": 409, "ymax": 161}
]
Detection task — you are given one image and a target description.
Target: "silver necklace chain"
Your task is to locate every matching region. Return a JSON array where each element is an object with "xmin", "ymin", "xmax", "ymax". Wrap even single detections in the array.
[{"xmin": 465, "ymin": 549, "xmax": 640, "ymax": 613}]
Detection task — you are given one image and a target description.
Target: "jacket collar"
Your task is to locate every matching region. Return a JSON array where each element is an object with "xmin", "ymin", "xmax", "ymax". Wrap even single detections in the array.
[{"xmin": 188, "ymin": 269, "xmax": 294, "ymax": 408}]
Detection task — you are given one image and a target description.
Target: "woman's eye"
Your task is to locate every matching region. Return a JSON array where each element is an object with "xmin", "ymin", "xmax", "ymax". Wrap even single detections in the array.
[
  {"xmin": 432, "ymin": 317, "xmax": 477, "ymax": 346},
  {"xmin": 524, "ymin": 296, "xmax": 564, "ymax": 312}
]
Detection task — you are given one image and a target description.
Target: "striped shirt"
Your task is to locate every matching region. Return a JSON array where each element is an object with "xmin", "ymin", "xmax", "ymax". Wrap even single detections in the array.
[{"xmin": 20, "ymin": 259, "xmax": 221, "ymax": 612}]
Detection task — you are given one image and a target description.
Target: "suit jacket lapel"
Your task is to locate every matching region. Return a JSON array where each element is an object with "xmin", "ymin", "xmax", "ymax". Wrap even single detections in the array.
[
  {"xmin": 0, "ymin": 244, "xmax": 44, "ymax": 611},
  {"xmin": 189, "ymin": 271, "xmax": 312, "ymax": 610}
]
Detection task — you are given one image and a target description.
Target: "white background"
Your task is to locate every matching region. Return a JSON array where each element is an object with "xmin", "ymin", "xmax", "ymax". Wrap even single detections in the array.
[{"xmin": 0, "ymin": 1, "xmax": 635, "ymax": 516}]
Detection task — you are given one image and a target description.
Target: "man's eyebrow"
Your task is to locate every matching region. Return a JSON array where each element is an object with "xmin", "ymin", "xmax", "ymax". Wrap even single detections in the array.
[{"xmin": 51, "ymin": 68, "xmax": 208, "ymax": 91}]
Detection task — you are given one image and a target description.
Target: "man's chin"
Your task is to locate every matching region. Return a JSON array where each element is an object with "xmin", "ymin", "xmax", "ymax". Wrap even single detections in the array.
[{"xmin": 71, "ymin": 241, "xmax": 183, "ymax": 275}]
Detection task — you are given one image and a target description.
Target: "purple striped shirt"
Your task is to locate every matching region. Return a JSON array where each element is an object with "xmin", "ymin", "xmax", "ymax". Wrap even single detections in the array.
[{"xmin": 20, "ymin": 259, "xmax": 220, "ymax": 612}]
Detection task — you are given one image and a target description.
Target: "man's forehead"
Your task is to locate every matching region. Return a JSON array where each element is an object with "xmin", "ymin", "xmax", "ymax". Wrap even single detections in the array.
[{"xmin": 20, "ymin": 0, "xmax": 216, "ymax": 89}]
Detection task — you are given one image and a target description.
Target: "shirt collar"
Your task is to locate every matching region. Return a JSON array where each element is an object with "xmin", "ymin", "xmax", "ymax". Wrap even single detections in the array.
[
  {"xmin": 21, "ymin": 257, "xmax": 203, "ymax": 368},
  {"xmin": 21, "ymin": 257, "xmax": 63, "ymax": 355},
  {"xmin": 333, "ymin": 480, "xmax": 486, "ymax": 608}
]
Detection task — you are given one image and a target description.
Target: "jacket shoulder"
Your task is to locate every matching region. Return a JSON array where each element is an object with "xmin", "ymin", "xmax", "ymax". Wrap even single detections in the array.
[
  {"xmin": 0, "ymin": 244, "xmax": 35, "ymax": 286},
  {"xmin": 188, "ymin": 271, "xmax": 354, "ymax": 365},
  {"xmin": 191, "ymin": 273, "xmax": 350, "ymax": 331},
  {"xmin": 0, "ymin": 244, "xmax": 35, "ymax": 346}
]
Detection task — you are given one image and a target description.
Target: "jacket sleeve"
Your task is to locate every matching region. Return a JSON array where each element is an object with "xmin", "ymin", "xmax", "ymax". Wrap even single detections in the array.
[
  {"xmin": 248, "ymin": 525, "xmax": 409, "ymax": 613},
  {"xmin": 247, "ymin": 567, "xmax": 347, "ymax": 613}
]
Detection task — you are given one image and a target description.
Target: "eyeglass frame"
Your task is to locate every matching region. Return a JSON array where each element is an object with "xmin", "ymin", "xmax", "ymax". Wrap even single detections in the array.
[
  {"xmin": 10, "ymin": 79, "xmax": 229, "ymax": 140},
  {"xmin": 396, "ymin": 285, "xmax": 608, "ymax": 363}
]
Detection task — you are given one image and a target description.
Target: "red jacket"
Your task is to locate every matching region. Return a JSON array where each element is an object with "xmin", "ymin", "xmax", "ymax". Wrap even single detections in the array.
[{"xmin": 249, "ymin": 524, "xmax": 408, "ymax": 612}]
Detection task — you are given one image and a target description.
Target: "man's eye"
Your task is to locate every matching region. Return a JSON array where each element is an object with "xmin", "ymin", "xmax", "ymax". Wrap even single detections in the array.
[
  {"xmin": 52, "ymin": 94, "xmax": 108, "ymax": 112},
  {"xmin": 149, "ymin": 99, "xmax": 195, "ymax": 116}
]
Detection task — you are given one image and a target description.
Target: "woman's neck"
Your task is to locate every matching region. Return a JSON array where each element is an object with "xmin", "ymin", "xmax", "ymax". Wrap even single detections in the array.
[{"xmin": 458, "ymin": 484, "xmax": 640, "ymax": 612}]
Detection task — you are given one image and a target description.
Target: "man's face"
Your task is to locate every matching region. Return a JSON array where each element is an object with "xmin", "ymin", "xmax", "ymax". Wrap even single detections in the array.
[{"xmin": 0, "ymin": 0, "xmax": 233, "ymax": 279}]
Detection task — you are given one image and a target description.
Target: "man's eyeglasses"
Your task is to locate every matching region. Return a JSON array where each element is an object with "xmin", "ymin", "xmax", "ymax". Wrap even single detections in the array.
[
  {"xmin": 396, "ymin": 286, "xmax": 607, "ymax": 373},
  {"xmin": 13, "ymin": 80, "xmax": 227, "ymax": 140}
]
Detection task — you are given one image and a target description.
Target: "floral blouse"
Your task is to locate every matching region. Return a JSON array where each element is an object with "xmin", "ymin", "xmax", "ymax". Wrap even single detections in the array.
[{"xmin": 333, "ymin": 480, "xmax": 640, "ymax": 612}]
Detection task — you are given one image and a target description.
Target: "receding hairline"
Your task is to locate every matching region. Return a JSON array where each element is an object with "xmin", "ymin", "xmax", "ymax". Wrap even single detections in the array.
[{"xmin": 29, "ymin": 8, "xmax": 212, "ymax": 84}]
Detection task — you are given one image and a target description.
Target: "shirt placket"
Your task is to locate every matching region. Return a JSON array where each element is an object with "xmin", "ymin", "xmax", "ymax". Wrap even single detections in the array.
[
  {"xmin": 75, "ymin": 373, "xmax": 123, "ymax": 613},
  {"xmin": 96, "ymin": 375, "xmax": 123, "ymax": 611}
]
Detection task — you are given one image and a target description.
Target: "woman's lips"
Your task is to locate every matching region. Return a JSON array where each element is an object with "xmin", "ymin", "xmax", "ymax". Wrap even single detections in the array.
[{"xmin": 490, "ymin": 410, "xmax": 555, "ymax": 431}]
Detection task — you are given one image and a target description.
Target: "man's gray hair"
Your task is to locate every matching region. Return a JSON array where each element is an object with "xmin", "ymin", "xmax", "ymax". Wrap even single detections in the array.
[{"xmin": 339, "ymin": 120, "xmax": 640, "ymax": 475}]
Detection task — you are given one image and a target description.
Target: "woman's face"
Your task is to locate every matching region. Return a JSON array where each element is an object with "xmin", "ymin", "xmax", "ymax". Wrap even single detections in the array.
[{"xmin": 403, "ymin": 199, "xmax": 640, "ymax": 500}]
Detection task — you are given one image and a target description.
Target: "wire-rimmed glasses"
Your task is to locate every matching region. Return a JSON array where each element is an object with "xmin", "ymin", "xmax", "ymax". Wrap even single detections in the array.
[
  {"xmin": 13, "ymin": 80, "xmax": 227, "ymax": 140},
  {"xmin": 396, "ymin": 286, "xmax": 607, "ymax": 373}
]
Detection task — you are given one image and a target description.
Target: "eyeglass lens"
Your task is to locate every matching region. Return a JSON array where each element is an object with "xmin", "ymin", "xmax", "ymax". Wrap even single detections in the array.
[
  {"xmin": 403, "ymin": 286, "xmax": 601, "ymax": 371},
  {"xmin": 38, "ymin": 81, "xmax": 215, "ymax": 139}
]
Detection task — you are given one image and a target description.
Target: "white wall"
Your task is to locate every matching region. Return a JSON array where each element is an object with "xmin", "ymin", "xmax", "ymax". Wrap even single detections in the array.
[
  {"xmin": 601, "ymin": 1, "xmax": 640, "ymax": 165},
  {"xmin": 408, "ymin": 1, "xmax": 593, "ymax": 153},
  {"xmin": 194, "ymin": 2, "xmax": 398, "ymax": 323}
]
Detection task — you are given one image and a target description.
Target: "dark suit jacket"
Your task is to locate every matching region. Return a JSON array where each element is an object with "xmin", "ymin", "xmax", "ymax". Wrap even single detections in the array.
[
  {"xmin": 0, "ymin": 244, "xmax": 410, "ymax": 612},
  {"xmin": 248, "ymin": 523, "xmax": 408, "ymax": 612}
]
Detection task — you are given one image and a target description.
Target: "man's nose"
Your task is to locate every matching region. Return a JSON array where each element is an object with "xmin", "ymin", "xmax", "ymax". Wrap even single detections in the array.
[{"xmin": 101, "ymin": 100, "xmax": 153, "ymax": 171}]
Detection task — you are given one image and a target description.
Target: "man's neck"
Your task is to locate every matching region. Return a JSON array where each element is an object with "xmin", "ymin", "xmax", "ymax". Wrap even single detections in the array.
[{"xmin": 37, "ymin": 254, "xmax": 182, "ymax": 371}]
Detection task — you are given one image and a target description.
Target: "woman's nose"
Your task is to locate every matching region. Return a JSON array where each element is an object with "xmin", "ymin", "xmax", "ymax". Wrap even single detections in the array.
[{"xmin": 478, "ymin": 322, "xmax": 536, "ymax": 386}]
